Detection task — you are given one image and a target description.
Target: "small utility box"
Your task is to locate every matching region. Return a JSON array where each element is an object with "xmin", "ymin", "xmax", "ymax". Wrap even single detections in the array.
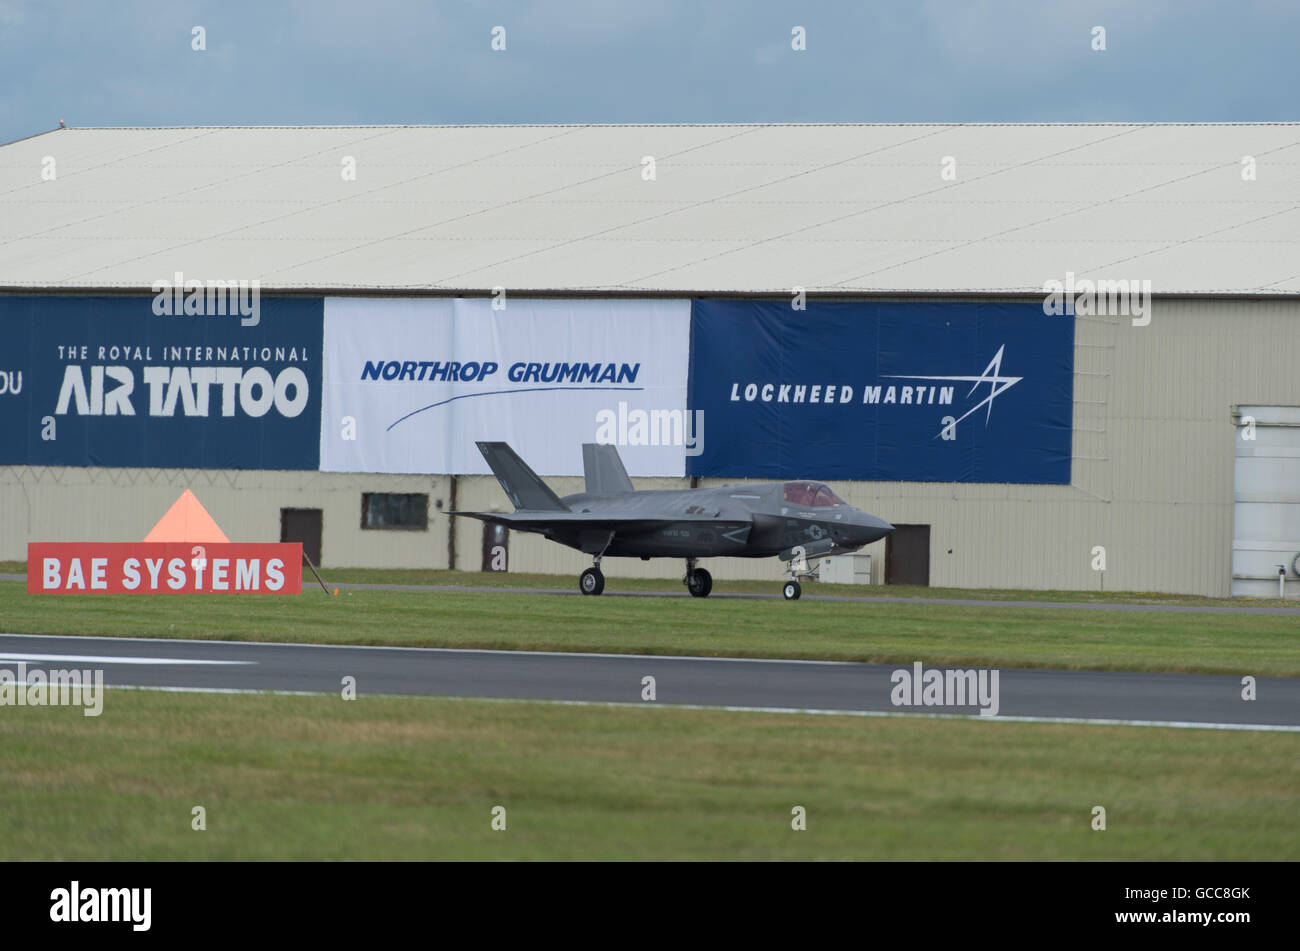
[{"xmin": 819, "ymin": 553, "xmax": 872, "ymax": 585}]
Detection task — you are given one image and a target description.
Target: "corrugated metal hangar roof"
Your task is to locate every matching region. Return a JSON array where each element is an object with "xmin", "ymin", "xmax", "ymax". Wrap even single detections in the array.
[{"xmin": 1, "ymin": 123, "xmax": 1298, "ymax": 295}]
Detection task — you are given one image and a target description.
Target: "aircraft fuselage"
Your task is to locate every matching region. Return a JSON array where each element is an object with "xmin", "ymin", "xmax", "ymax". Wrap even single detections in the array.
[{"xmin": 548, "ymin": 482, "xmax": 892, "ymax": 559}]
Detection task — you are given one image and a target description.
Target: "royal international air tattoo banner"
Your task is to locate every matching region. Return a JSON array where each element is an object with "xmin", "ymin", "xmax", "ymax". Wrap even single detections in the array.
[
  {"xmin": 0, "ymin": 296, "xmax": 322, "ymax": 470},
  {"xmin": 320, "ymin": 298, "xmax": 691, "ymax": 476},
  {"xmin": 687, "ymin": 300, "xmax": 1074, "ymax": 484}
]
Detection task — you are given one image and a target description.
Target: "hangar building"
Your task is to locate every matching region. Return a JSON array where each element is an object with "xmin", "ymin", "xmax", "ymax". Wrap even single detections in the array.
[{"xmin": 1, "ymin": 123, "xmax": 1298, "ymax": 598}]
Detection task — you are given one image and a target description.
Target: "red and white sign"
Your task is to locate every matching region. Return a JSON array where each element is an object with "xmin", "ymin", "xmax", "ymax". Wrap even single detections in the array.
[{"xmin": 28, "ymin": 543, "xmax": 302, "ymax": 595}]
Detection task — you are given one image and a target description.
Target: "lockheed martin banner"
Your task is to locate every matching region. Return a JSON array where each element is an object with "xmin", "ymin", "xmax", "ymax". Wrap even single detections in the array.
[
  {"xmin": 687, "ymin": 300, "xmax": 1074, "ymax": 484},
  {"xmin": 0, "ymin": 297, "xmax": 322, "ymax": 470},
  {"xmin": 320, "ymin": 298, "xmax": 691, "ymax": 476}
]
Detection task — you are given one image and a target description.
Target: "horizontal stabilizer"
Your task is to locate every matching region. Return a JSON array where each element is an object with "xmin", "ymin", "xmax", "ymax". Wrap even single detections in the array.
[{"xmin": 582, "ymin": 443, "xmax": 634, "ymax": 495}]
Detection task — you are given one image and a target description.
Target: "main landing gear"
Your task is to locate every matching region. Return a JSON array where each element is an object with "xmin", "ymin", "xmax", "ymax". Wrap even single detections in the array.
[
  {"xmin": 684, "ymin": 558, "xmax": 712, "ymax": 598},
  {"xmin": 579, "ymin": 530, "xmax": 617, "ymax": 596},
  {"xmin": 579, "ymin": 565, "xmax": 605, "ymax": 596}
]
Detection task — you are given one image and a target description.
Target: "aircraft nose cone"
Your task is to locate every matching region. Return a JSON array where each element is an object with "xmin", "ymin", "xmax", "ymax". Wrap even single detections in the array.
[{"xmin": 849, "ymin": 512, "xmax": 893, "ymax": 543}]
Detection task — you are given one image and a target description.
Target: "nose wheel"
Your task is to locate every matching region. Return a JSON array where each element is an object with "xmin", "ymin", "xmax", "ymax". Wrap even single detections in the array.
[{"xmin": 782, "ymin": 580, "xmax": 802, "ymax": 600}]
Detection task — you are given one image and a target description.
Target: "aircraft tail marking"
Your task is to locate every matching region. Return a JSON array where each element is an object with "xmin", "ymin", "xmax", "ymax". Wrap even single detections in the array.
[
  {"xmin": 476, "ymin": 442, "xmax": 569, "ymax": 512},
  {"xmin": 582, "ymin": 443, "xmax": 634, "ymax": 496}
]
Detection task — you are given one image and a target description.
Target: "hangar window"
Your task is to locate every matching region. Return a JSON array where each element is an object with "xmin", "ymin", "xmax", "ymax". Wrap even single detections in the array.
[{"xmin": 362, "ymin": 493, "xmax": 429, "ymax": 531}]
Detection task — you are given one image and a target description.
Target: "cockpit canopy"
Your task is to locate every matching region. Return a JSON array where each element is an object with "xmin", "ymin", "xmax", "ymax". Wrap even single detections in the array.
[{"xmin": 782, "ymin": 481, "xmax": 847, "ymax": 508}]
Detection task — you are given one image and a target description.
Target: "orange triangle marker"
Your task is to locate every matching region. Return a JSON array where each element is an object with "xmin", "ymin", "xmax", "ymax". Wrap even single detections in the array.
[{"xmin": 143, "ymin": 489, "xmax": 230, "ymax": 543}]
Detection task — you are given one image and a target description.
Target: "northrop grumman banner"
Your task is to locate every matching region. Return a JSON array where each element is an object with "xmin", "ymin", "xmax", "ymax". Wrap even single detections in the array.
[
  {"xmin": 687, "ymin": 300, "xmax": 1074, "ymax": 484},
  {"xmin": 320, "ymin": 298, "xmax": 691, "ymax": 476},
  {"xmin": 0, "ymin": 297, "xmax": 322, "ymax": 470}
]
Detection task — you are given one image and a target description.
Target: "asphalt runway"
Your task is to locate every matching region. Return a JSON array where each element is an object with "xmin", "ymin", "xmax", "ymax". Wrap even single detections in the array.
[{"xmin": 2, "ymin": 633, "xmax": 1296, "ymax": 731}]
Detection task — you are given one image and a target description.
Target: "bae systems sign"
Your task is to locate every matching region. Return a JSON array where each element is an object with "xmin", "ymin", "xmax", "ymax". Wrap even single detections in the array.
[
  {"xmin": 0, "ymin": 297, "xmax": 322, "ymax": 469},
  {"xmin": 29, "ymin": 542, "xmax": 303, "ymax": 595},
  {"xmin": 319, "ymin": 298, "xmax": 690, "ymax": 476},
  {"xmin": 687, "ymin": 300, "xmax": 1074, "ymax": 483}
]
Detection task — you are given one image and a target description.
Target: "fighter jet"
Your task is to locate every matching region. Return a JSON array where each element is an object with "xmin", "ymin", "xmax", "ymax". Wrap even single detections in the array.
[{"xmin": 452, "ymin": 442, "xmax": 894, "ymax": 600}]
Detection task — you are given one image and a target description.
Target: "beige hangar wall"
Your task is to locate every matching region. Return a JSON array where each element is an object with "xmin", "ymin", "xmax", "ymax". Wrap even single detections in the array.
[
  {"xmin": 0, "ymin": 469, "xmax": 451, "ymax": 570},
  {"xmin": 3, "ymin": 299, "xmax": 1297, "ymax": 596}
]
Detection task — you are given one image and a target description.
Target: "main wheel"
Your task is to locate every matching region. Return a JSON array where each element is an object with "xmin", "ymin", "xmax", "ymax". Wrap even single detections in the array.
[
  {"xmin": 782, "ymin": 581, "xmax": 801, "ymax": 600},
  {"xmin": 580, "ymin": 567, "xmax": 605, "ymax": 596},
  {"xmin": 687, "ymin": 567, "xmax": 713, "ymax": 598}
]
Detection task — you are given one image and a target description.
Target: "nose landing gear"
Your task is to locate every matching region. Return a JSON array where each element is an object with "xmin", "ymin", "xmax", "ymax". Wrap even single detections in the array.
[{"xmin": 782, "ymin": 552, "xmax": 807, "ymax": 600}]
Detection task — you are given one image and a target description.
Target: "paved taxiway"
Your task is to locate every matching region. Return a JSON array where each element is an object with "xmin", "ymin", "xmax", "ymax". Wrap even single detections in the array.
[{"xmin": 2, "ymin": 633, "xmax": 1296, "ymax": 731}]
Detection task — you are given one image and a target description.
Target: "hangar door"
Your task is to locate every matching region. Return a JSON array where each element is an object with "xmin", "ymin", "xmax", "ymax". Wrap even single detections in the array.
[
  {"xmin": 281, "ymin": 508, "xmax": 323, "ymax": 567},
  {"xmin": 886, "ymin": 524, "xmax": 931, "ymax": 586},
  {"xmin": 1232, "ymin": 406, "xmax": 1300, "ymax": 599}
]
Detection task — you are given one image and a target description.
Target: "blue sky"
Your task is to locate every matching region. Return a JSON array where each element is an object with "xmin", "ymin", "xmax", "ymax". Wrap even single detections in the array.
[{"xmin": 2, "ymin": 0, "xmax": 1298, "ymax": 142}]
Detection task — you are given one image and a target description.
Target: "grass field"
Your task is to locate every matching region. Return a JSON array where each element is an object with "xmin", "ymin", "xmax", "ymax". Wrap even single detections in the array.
[
  {"xmin": 2, "ymin": 689, "xmax": 1295, "ymax": 861},
  {"xmin": 5, "ymin": 563, "xmax": 1296, "ymax": 862},
  {"xmin": 318, "ymin": 566, "xmax": 1297, "ymax": 607},
  {"xmin": 4, "ymin": 562, "xmax": 1292, "ymax": 607},
  {"xmin": 2, "ymin": 573, "xmax": 1297, "ymax": 675}
]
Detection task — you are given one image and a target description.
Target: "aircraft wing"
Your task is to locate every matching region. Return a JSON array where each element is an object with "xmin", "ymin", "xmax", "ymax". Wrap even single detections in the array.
[{"xmin": 450, "ymin": 510, "xmax": 751, "ymax": 533}]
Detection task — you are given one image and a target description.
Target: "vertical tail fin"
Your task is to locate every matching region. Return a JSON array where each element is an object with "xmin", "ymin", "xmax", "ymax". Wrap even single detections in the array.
[
  {"xmin": 582, "ymin": 443, "xmax": 634, "ymax": 495},
  {"xmin": 476, "ymin": 442, "xmax": 569, "ymax": 512}
]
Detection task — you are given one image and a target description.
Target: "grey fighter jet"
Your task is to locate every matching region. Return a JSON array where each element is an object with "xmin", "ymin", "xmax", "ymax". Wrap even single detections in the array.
[{"xmin": 453, "ymin": 442, "xmax": 894, "ymax": 600}]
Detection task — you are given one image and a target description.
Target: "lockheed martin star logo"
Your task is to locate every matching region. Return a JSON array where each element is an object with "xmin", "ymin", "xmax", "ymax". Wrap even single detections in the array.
[{"xmin": 884, "ymin": 344, "xmax": 1023, "ymax": 437}]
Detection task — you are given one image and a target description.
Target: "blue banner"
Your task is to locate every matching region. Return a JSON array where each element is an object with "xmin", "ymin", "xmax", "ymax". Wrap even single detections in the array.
[
  {"xmin": 687, "ymin": 300, "xmax": 1074, "ymax": 483},
  {"xmin": 0, "ymin": 296, "xmax": 322, "ymax": 469}
]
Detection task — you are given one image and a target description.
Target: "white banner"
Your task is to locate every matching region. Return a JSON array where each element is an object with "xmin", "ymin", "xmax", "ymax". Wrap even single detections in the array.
[{"xmin": 320, "ymin": 298, "xmax": 691, "ymax": 476}]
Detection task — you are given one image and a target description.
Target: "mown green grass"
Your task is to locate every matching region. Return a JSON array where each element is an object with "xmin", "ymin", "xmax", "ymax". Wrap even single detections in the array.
[
  {"xmin": 1, "ymin": 690, "xmax": 1293, "ymax": 861},
  {"xmin": 2, "ymin": 562, "xmax": 1287, "ymax": 607},
  {"xmin": 297, "ymin": 566, "xmax": 1291, "ymax": 607},
  {"xmin": 2, "ymin": 578, "xmax": 1297, "ymax": 675}
]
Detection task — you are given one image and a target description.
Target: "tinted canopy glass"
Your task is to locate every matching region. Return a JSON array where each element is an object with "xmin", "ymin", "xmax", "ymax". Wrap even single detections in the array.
[{"xmin": 782, "ymin": 481, "xmax": 846, "ymax": 508}]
